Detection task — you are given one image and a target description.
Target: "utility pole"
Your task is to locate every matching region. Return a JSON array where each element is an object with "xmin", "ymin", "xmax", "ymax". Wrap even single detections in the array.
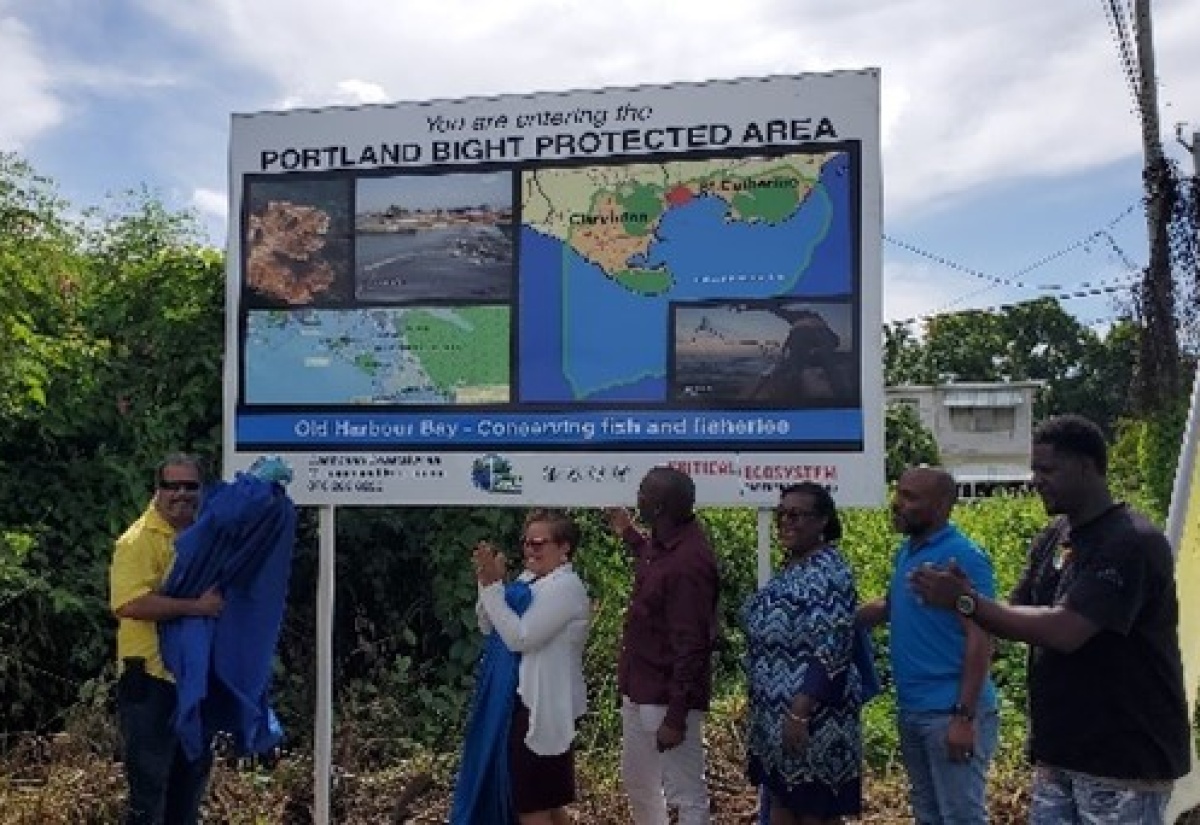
[
  {"xmin": 1133, "ymin": 0, "xmax": 1179, "ymax": 407},
  {"xmin": 1181, "ymin": 125, "xmax": 1200, "ymax": 198}
]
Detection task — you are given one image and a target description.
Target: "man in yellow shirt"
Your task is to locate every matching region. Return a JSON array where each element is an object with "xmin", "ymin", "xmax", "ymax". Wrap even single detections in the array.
[{"xmin": 110, "ymin": 454, "xmax": 223, "ymax": 825}]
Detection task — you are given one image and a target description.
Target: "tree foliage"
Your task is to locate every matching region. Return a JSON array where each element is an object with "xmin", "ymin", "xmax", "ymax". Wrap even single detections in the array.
[
  {"xmin": 884, "ymin": 402, "xmax": 940, "ymax": 482},
  {"xmin": 0, "ymin": 153, "xmax": 223, "ymax": 729},
  {"xmin": 884, "ymin": 298, "xmax": 1140, "ymax": 435}
]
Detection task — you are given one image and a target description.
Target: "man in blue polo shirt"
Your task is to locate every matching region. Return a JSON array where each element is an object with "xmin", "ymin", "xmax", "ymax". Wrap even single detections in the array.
[{"xmin": 858, "ymin": 466, "xmax": 998, "ymax": 824}]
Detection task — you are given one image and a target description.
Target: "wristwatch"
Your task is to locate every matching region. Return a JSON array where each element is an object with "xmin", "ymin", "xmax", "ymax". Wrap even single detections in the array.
[
  {"xmin": 951, "ymin": 702, "xmax": 976, "ymax": 722},
  {"xmin": 955, "ymin": 592, "xmax": 978, "ymax": 618}
]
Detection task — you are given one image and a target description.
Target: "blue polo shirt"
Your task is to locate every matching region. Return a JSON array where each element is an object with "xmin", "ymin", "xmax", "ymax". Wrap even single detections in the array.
[{"xmin": 888, "ymin": 523, "xmax": 997, "ymax": 713}]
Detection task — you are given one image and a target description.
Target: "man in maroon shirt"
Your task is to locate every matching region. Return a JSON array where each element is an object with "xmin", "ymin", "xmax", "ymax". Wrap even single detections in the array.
[{"xmin": 607, "ymin": 466, "xmax": 720, "ymax": 825}]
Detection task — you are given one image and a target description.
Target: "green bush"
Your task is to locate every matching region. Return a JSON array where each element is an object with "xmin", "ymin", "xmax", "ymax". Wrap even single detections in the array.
[{"xmin": 314, "ymin": 495, "xmax": 1051, "ymax": 780}]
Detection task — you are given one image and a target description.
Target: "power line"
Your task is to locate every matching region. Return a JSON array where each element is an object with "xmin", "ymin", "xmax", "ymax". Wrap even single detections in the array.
[
  {"xmin": 1100, "ymin": 0, "xmax": 1143, "ymax": 121},
  {"xmin": 888, "ymin": 281, "xmax": 1137, "ymax": 330},
  {"xmin": 883, "ymin": 202, "xmax": 1142, "ymax": 294}
]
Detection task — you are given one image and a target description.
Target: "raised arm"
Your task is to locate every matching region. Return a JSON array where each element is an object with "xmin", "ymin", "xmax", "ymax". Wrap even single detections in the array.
[{"xmin": 605, "ymin": 507, "xmax": 651, "ymax": 559}]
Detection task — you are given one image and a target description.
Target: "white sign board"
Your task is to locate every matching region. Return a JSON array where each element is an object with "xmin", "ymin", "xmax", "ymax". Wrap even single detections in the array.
[{"xmin": 223, "ymin": 71, "xmax": 884, "ymax": 507}]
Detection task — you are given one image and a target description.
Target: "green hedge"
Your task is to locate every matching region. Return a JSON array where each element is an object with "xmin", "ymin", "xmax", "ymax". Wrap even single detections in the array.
[{"xmin": 319, "ymin": 495, "xmax": 1049, "ymax": 772}]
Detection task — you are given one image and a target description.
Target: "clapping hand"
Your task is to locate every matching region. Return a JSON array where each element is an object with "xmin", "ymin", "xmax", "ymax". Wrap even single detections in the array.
[
  {"xmin": 472, "ymin": 541, "xmax": 507, "ymax": 587},
  {"xmin": 604, "ymin": 507, "xmax": 634, "ymax": 535}
]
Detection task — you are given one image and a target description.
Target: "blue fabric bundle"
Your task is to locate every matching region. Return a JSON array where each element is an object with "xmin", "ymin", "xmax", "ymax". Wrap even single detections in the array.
[
  {"xmin": 449, "ymin": 579, "xmax": 532, "ymax": 825},
  {"xmin": 159, "ymin": 472, "xmax": 297, "ymax": 761},
  {"xmin": 853, "ymin": 624, "xmax": 882, "ymax": 704}
]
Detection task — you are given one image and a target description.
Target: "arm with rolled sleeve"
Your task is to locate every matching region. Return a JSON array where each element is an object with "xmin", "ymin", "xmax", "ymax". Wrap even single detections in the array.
[
  {"xmin": 479, "ymin": 570, "xmax": 588, "ymax": 653},
  {"xmin": 620, "ymin": 525, "xmax": 652, "ymax": 560},
  {"xmin": 795, "ymin": 571, "xmax": 856, "ymax": 708},
  {"xmin": 662, "ymin": 562, "xmax": 718, "ymax": 732},
  {"xmin": 952, "ymin": 542, "xmax": 996, "ymax": 711}
]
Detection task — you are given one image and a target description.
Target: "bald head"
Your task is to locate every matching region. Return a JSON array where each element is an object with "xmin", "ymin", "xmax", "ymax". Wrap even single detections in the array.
[
  {"xmin": 892, "ymin": 466, "xmax": 957, "ymax": 540},
  {"xmin": 637, "ymin": 466, "xmax": 696, "ymax": 526}
]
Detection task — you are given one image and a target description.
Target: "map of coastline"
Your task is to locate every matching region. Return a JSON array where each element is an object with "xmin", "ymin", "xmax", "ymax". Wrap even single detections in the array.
[
  {"xmin": 245, "ymin": 307, "xmax": 509, "ymax": 405},
  {"xmin": 518, "ymin": 151, "xmax": 854, "ymax": 402}
]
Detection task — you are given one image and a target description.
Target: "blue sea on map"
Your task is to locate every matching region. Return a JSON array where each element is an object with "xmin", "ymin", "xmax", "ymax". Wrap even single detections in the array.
[
  {"xmin": 247, "ymin": 318, "xmax": 380, "ymax": 403},
  {"xmin": 673, "ymin": 353, "xmax": 773, "ymax": 400},
  {"xmin": 519, "ymin": 154, "xmax": 853, "ymax": 402},
  {"xmin": 245, "ymin": 312, "xmax": 448, "ymax": 404}
]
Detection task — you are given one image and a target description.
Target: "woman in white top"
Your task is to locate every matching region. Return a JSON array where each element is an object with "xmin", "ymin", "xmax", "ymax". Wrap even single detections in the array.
[{"xmin": 467, "ymin": 509, "xmax": 591, "ymax": 825}]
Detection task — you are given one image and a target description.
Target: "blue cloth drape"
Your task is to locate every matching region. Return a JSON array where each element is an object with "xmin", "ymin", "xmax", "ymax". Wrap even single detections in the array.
[
  {"xmin": 853, "ymin": 624, "xmax": 882, "ymax": 704},
  {"xmin": 449, "ymin": 579, "xmax": 533, "ymax": 825},
  {"xmin": 159, "ymin": 472, "xmax": 297, "ymax": 762}
]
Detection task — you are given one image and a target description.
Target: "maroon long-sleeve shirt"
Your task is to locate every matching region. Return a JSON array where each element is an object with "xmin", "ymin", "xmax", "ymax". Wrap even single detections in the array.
[{"xmin": 616, "ymin": 516, "xmax": 720, "ymax": 732}]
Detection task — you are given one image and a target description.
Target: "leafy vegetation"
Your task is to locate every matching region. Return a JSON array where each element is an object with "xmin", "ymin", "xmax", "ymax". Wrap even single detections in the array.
[
  {"xmin": 884, "ymin": 402, "xmax": 940, "ymax": 482},
  {"xmin": 1, "ymin": 153, "xmax": 1196, "ymax": 822},
  {"xmin": 884, "ymin": 299, "xmax": 1142, "ymax": 436}
]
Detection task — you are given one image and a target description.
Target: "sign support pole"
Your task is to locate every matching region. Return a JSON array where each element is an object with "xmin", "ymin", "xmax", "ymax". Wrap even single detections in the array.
[
  {"xmin": 314, "ymin": 505, "xmax": 336, "ymax": 825},
  {"xmin": 756, "ymin": 507, "xmax": 772, "ymax": 588}
]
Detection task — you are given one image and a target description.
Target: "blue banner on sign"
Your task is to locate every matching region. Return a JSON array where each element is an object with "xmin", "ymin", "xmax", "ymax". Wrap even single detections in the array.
[{"xmin": 236, "ymin": 409, "xmax": 862, "ymax": 448}]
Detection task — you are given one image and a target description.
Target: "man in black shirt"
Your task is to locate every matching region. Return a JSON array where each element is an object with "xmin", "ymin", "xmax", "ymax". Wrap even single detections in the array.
[{"xmin": 911, "ymin": 414, "xmax": 1190, "ymax": 824}]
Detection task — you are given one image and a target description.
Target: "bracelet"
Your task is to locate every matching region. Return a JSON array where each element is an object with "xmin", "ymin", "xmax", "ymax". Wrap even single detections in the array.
[{"xmin": 785, "ymin": 709, "xmax": 809, "ymax": 724}]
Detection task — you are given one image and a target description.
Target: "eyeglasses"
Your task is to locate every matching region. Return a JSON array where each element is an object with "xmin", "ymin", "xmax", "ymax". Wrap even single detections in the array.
[
  {"xmin": 158, "ymin": 480, "xmax": 201, "ymax": 492},
  {"xmin": 774, "ymin": 507, "xmax": 820, "ymax": 522}
]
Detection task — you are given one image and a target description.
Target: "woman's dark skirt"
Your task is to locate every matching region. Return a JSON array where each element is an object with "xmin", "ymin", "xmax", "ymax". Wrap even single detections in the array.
[
  {"xmin": 749, "ymin": 755, "xmax": 862, "ymax": 819},
  {"xmin": 509, "ymin": 698, "xmax": 576, "ymax": 814}
]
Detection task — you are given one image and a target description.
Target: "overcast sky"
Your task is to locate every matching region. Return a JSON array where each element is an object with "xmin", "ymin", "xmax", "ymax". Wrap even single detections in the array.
[{"xmin": 2, "ymin": 0, "xmax": 1196, "ymax": 326}]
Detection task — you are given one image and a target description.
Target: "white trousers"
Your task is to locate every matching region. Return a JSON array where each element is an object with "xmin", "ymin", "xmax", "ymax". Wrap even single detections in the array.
[{"xmin": 620, "ymin": 696, "xmax": 711, "ymax": 825}]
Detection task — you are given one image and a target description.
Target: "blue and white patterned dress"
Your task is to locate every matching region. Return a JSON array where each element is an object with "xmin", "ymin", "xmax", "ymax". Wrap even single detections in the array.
[{"xmin": 743, "ymin": 545, "xmax": 862, "ymax": 817}]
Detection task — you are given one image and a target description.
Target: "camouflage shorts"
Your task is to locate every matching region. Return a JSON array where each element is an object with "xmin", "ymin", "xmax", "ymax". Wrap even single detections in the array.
[{"xmin": 1030, "ymin": 765, "xmax": 1171, "ymax": 824}]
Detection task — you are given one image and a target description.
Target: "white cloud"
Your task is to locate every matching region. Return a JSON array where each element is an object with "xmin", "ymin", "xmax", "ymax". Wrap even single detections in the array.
[
  {"xmin": 883, "ymin": 260, "xmax": 961, "ymax": 326},
  {"xmin": 57, "ymin": 65, "xmax": 183, "ymax": 95},
  {"xmin": 0, "ymin": 16, "xmax": 62, "ymax": 149},
  {"xmin": 135, "ymin": 0, "xmax": 1199, "ymax": 220},
  {"xmin": 277, "ymin": 78, "xmax": 391, "ymax": 110},
  {"xmin": 190, "ymin": 186, "xmax": 226, "ymax": 221}
]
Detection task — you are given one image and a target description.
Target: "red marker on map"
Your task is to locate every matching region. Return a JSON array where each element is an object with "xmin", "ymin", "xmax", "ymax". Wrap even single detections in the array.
[{"xmin": 665, "ymin": 185, "xmax": 693, "ymax": 207}]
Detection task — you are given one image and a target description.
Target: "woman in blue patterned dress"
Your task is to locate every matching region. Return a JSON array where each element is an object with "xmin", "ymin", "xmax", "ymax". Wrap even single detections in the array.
[{"xmin": 744, "ymin": 482, "xmax": 863, "ymax": 824}]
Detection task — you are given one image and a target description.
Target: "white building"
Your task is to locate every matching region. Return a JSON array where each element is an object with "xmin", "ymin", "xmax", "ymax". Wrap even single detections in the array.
[{"xmin": 886, "ymin": 381, "xmax": 1043, "ymax": 496}]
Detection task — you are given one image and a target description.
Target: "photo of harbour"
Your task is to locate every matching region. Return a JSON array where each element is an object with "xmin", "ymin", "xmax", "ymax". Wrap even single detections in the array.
[
  {"xmin": 670, "ymin": 300, "xmax": 857, "ymax": 407},
  {"xmin": 355, "ymin": 171, "xmax": 514, "ymax": 302}
]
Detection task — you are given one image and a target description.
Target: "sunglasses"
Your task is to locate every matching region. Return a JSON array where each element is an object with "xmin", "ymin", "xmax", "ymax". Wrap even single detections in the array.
[
  {"xmin": 158, "ymin": 480, "xmax": 201, "ymax": 492},
  {"xmin": 775, "ymin": 507, "xmax": 820, "ymax": 522}
]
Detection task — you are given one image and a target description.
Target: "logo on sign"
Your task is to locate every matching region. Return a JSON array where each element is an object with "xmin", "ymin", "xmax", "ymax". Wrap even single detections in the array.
[
  {"xmin": 542, "ymin": 464, "xmax": 632, "ymax": 484},
  {"xmin": 471, "ymin": 453, "xmax": 523, "ymax": 494}
]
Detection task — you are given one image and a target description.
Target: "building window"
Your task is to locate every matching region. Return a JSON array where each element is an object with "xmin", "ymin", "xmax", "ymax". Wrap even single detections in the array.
[{"xmin": 949, "ymin": 406, "xmax": 1016, "ymax": 433}]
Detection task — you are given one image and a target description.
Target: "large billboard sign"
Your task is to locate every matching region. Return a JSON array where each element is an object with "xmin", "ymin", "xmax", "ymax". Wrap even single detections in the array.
[{"xmin": 223, "ymin": 70, "xmax": 884, "ymax": 507}]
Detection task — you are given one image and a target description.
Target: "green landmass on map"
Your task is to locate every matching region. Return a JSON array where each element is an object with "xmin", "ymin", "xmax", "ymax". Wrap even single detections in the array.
[
  {"xmin": 400, "ymin": 307, "xmax": 510, "ymax": 393},
  {"xmin": 523, "ymin": 154, "xmax": 833, "ymax": 284},
  {"xmin": 613, "ymin": 267, "xmax": 673, "ymax": 295}
]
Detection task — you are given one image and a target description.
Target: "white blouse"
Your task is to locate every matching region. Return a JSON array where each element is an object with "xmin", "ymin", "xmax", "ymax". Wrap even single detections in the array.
[{"xmin": 477, "ymin": 564, "xmax": 590, "ymax": 756}]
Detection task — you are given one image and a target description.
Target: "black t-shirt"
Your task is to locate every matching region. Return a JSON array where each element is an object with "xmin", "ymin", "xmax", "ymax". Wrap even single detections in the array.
[{"xmin": 1011, "ymin": 504, "xmax": 1190, "ymax": 781}]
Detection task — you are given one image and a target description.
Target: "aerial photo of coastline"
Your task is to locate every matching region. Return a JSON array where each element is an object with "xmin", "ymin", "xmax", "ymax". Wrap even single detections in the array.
[
  {"xmin": 355, "ymin": 171, "xmax": 514, "ymax": 302},
  {"xmin": 243, "ymin": 177, "xmax": 353, "ymax": 307}
]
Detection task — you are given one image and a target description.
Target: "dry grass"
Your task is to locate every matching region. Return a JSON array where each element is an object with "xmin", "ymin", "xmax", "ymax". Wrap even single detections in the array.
[{"xmin": 0, "ymin": 724, "xmax": 1193, "ymax": 824}]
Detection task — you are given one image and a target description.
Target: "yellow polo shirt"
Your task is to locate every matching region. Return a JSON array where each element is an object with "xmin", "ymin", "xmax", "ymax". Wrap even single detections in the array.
[{"xmin": 110, "ymin": 503, "xmax": 177, "ymax": 680}]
